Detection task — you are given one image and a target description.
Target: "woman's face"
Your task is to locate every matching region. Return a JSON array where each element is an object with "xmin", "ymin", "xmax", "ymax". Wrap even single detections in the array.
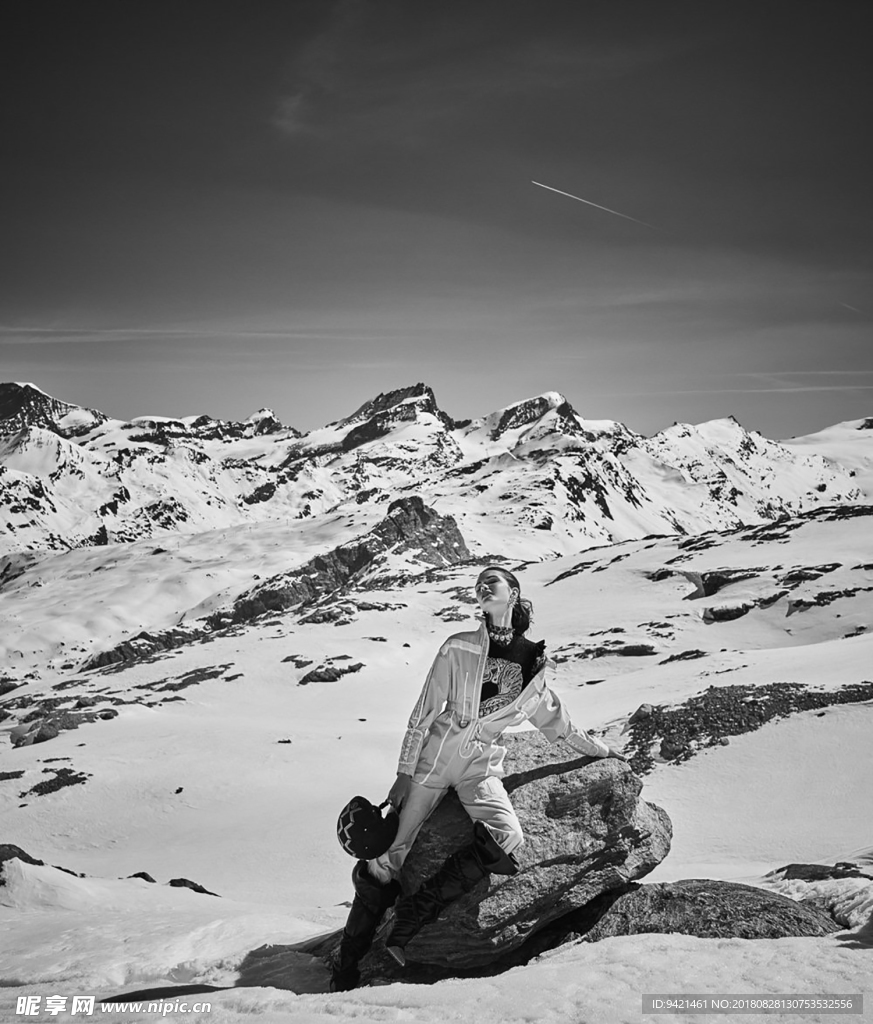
[{"xmin": 475, "ymin": 569, "xmax": 518, "ymax": 615}]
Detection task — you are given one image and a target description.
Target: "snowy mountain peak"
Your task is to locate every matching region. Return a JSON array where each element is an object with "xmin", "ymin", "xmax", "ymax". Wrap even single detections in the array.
[
  {"xmin": 331, "ymin": 383, "xmax": 450, "ymax": 429},
  {"xmin": 477, "ymin": 391, "xmax": 567, "ymax": 439},
  {"xmin": 0, "ymin": 382, "xmax": 107, "ymax": 439},
  {"xmin": 244, "ymin": 408, "xmax": 283, "ymax": 435}
]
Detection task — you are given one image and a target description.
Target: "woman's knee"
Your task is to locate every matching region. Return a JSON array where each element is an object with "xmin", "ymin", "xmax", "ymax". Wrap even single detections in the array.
[
  {"xmin": 500, "ymin": 818, "xmax": 524, "ymax": 855},
  {"xmin": 473, "ymin": 820, "xmax": 522, "ymax": 874},
  {"xmin": 476, "ymin": 817, "xmax": 524, "ymax": 856}
]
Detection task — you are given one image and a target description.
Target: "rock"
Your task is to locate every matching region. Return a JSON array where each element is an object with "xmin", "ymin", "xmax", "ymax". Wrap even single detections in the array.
[
  {"xmin": 20, "ymin": 767, "xmax": 89, "ymax": 797},
  {"xmin": 0, "ymin": 844, "xmax": 45, "ymax": 881},
  {"xmin": 628, "ymin": 703, "xmax": 654, "ymax": 723},
  {"xmin": 299, "ymin": 665, "xmax": 341, "ymax": 684},
  {"xmin": 128, "ymin": 871, "xmax": 157, "ymax": 883},
  {"xmin": 299, "ymin": 661, "xmax": 364, "ymax": 684},
  {"xmin": 659, "ymin": 649, "xmax": 707, "ymax": 665},
  {"xmin": 81, "ymin": 625, "xmax": 209, "ymax": 671},
  {"xmin": 659, "ymin": 737, "xmax": 689, "ymax": 760},
  {"xmin": 343, "ymin": 732, "xmax": 670, "ymax": 976},
  {"xmin": 702, "ymin": 602, "xmax": 755, "ymax": 623},
  {"xmin": 10, "ymin": 719, "xmax": 59, "ymax": 747},
  {"xmin": 579, "ymin": 879, "xmax": 841, "ymax": 940},
  {"xmin": 617, "ymin": 643, "xmax": 657, "ymax": 657},
  {"xmin": 168, "ymin": 877, "xmax": 220, "ymax": 896},
  {"xmin": 624, "ymin": 680, "xmax": 873, "ymax": 774},
  {"xmin": 218, "ymin": 496, "xmax": 470, "ymax": 629},
  {"xmin": 679, "ymin": 569, "xmax": 762, "ymax": 599},
  {"xmin": 768, "ymin": 862, "xmax": 873, "ymax": 882}
]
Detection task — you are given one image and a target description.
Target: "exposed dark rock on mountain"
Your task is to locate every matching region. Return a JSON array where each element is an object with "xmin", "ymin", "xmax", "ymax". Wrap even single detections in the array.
[
  {"xmin": 81, "ymin": 626, "xmax": 211, "ymax": 670},
  {"xmin": 9, "ymin": 697, "xmax": 121, "ymax": 744},
  {"xmin": 787, "ymin": 586, "xmax": 873, "ymax": 614},
  {"xmin": 487, "ymin": 393, "xmax": 593, "ymax": 441},
  {"xmin": 678, "ymin": 569, "xmax": 763, "ymax": 598},
  {"xmin": 659, "ymin": 649, "xmax": 708, "ymax": 664},
  {"xmin": 168, "ymin": 877, "xmax": 220, "ymax": 896},
  {"xmin": 0, "ymin": 382, "xmax": 107, "ymax": 437},
  {"xmin": 702, "ymin": 602, "xmax": 755, "ymax": 622},
  {"xmin": 298, "ymin": 662, "xmax": 364, "ymax": 684},
  {"xmin": 769, "ymin": 861, "xmax": 873, "ymax": 882},
  {"xmin": 1, "ymin": 844, "xmax": 219, "ymax": 896},
  {"xmin": 0, "ymin": 844, "xmax": 45, "ymax": 879},
  {"xmin": 624, "ymin": 680, "xmax": 873, "ymax": 773},
  {"xmin": 331, "ymin": 383, "xmax": 455, "ymax": 433},
  {"xmin": 213, "ymin": 496, "xmax": 470, "ymax": 628},
  {"xmin": 76, "ymin": 497, "xmax": 468, "ymax": 668},
  {"xmin": 19, "ymin": 766, "xmax": 91, "ymax": 797}
]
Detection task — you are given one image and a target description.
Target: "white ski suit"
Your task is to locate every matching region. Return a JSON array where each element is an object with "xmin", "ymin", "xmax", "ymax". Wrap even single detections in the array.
[{"xmin": 370, "ymin": 620, "xmax": 610, "ymax": 881}]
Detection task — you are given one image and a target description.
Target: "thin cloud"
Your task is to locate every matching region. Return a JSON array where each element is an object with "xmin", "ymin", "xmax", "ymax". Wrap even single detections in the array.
[
  {"xmin": 272, "ymin": 6, "xmax": 707, "ymax": 140},
  {"xmin": 599, "ymin": 386, "xmax": 873, "ymax": 397},
  {"xmin": 0, "ymin": 326, "xmax": 386, "ymax": 345},
  {"xmin": 727, "ymin": 370, "xmax": 873, "ymax": 377}
]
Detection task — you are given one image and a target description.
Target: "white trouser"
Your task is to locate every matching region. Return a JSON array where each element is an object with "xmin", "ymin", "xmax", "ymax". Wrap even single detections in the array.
[{"xmin": 370, "ymin": 774, "xmax": 523, "ymax": 883}]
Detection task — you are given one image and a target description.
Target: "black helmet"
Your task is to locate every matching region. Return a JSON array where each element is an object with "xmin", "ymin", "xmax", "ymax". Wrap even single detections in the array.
[{"xmin": 337, "ymin": 796, "xmax": 399, "ymax": 859}]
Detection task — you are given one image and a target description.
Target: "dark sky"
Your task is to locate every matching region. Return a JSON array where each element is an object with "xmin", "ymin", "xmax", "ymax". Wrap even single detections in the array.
[{"xmin": 2, "ymin": 0, "xmax": 871, "ymax": 436}]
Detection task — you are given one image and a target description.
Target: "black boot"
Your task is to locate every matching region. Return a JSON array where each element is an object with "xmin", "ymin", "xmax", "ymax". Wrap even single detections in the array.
[
  {"xmin": 386, "ymin": 822, "xmax": 518, "ymax": 964},
  {"xmin": 330, "ymin": 861, "xmax": 400, "ymax": 992}
]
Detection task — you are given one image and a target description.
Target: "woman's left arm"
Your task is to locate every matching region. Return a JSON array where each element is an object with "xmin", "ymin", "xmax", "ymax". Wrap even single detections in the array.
[{"xmin": 528, "ymin": 678, "xmax": 629, "ymax": 760}]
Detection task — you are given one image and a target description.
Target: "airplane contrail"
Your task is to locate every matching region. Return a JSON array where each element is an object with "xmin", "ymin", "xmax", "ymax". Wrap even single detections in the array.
[{"xmin": 531, "ymin": 180, "xmax": 655, "ymax": 229}]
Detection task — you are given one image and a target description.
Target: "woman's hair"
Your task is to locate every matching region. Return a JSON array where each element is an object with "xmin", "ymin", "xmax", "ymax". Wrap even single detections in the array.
[{"xmin": 480, "ymin": 565, "xmax": 533, "ymax": 636}]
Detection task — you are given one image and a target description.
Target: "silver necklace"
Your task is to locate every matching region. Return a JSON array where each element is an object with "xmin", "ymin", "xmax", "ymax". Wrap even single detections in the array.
[{"xmin": 487, "ymin": 623, "xmax": 514, "ymax": 645}]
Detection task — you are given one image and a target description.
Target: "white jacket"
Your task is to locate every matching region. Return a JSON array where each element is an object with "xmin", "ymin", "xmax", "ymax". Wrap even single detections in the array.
[{"xmin": 398, "ymin": 621, "xmax": 610, "ymax": 784}]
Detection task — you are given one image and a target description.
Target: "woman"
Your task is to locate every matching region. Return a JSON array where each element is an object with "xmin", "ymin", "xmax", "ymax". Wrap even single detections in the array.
[{"xmin": 331, "ymin": 564, "xmax": 627, "ymax": 990}]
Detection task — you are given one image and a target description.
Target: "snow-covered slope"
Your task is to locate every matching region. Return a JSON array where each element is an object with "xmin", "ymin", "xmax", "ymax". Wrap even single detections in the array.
[
  {"xmin": 1, "ymin": 382, "xmax": 866, "ymax": 558},
  {"xmin": 1, "ymin": 495, "xmax": 870, "ymax": 1020},
  {"xmin": 781, "ymin": 416, "xmax": 873, "ymax": 497}
]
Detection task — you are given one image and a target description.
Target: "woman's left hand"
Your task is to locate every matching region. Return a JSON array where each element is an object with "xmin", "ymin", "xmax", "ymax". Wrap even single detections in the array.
[{"xmin": 604, "ymin": 746, "xmax": 630, "ymax": 762}]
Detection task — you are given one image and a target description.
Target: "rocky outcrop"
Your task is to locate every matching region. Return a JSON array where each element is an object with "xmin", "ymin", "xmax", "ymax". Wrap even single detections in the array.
[
  {"xmin": 331, "ymin": 383, "xmax": 454, "ymax": 436},
  {"xmin": 0, "ymin": 382, "xmax": 107, "ymax": 437},
  {"xmin": 10, "ymin": 705, "xmax": 119, "ymax": 745},
  {"xmin": 0, "ymin": 844, "xmax": 45, "ymax": 880},
  {"xmin": 624, "ymin": 680, "xmax": 873, "ymax": 773},
  {"xmin": 75, "ymin": 497, "xmax": 469, "ymax": 669},
  {"xmin": 578, "ymin": 879, "xmax": 840, "ymax": 941},
  {"xmin": 309, "ymin": 732, "xmax": 670, "ymax": 982},
  {"xmin": 211, "ymin": 496, "xmax": 470, "ymax": 628},
  {"xmin": 81, "ymin": 626, "xmax": 210, "ymax": 670},
  {"xmin": 290, "ymin": 722, "xmax": 859, "ymax": 984},
  {"xmin": 0, "ymin": 844, "xmax": 217, "ymax": 894},
  {"xmin": 488, "ymin": 392, "xmax": 585, "ymax": 441},
  {"xmin": 767, "ymin": 861, "xmax": 873, "ymax": 882}
]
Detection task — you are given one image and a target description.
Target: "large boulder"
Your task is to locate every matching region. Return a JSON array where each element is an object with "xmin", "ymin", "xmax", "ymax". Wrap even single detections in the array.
[
  {"xmin": 579, "ymin": 879, "xmax": 840, "ymax": 941},
  {"xmin": 302, "ymin": 732, "xmax": 843, "ymax": 987},
  {"xmin": 323, "ymin": 731, "xmax": 670, "ymax": 979}
]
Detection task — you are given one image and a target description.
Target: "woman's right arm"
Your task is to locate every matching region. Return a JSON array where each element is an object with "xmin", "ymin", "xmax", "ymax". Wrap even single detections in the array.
[{"xmin": 391, "ymin": 644, "xmax": 451, "ymax": 804}]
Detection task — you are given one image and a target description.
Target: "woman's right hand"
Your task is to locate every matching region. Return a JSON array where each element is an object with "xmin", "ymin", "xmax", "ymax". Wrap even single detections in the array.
[{"xmin": 387, "ymin": 772, "xmax": 412, "ymax": 811}]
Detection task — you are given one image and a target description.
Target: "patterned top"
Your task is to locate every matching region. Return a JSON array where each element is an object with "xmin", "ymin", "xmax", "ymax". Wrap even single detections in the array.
[{"xmin": 479, "ymin": 635, "xmax": 546, "ymax": 718}]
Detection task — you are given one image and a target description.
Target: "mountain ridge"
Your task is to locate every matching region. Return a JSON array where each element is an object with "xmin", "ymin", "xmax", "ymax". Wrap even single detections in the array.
[{"xmin": 0, "ymin": 381, "xmax": 869, "ymax": 558}]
